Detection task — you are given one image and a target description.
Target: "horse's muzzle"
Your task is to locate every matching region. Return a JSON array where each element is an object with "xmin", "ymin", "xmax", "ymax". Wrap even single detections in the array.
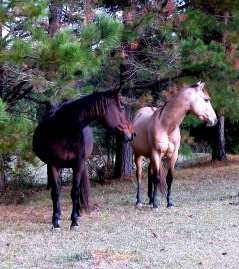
[
  {"xmin": 206, "ymin": 118, "xmax": 218, "ymax": 127},
  {"xmin": 123, "ymin": 131, "xmax": 136, "ymax": 142}
]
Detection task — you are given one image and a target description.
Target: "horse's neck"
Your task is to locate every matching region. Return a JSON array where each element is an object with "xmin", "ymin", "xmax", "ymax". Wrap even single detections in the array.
[
  {"xmin": 156, "ymin": 91, "xmax": 190, "ymax": 132},
  {"xmin": 72, "ymin": 96, "xmax": 102, "ymax": 127},
  {"xmin": 57, "ymin": 95, "xmax": 103, "ymax": 130}
]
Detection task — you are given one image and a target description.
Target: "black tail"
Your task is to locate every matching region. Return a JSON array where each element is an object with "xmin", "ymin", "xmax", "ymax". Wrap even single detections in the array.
[{"xmin": 79, "ymin": 166, "xmax": 91, "ymax": 214}]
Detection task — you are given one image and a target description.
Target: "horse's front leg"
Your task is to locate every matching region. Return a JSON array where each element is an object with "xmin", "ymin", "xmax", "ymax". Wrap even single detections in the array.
[
  {"xmin": 48, "ymin": 165, "xmax": 61, "ymax": 232},
  {"xmin": 166, "ymin": 168, "xmax": 174, "ymax": 208},
  {"xmin": 135, "ymin": 154, "xmax": 143, "ymax": 209},
  {"xmin": 152, "ymin": 169, "xmax": 160, "ymax": 210},
  {"xmin": 150, "ymin": 152, "xmax": 163, "ymax": 211},
  {"xmin": 166, "ymin": 151, "xmax": 178, "ymax": 208}
]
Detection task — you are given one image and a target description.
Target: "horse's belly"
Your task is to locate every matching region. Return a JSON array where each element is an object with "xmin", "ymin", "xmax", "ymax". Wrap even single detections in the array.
[
  {"xmin": 33, "ymin": 119, "xmax": 93, "ymax": 166},
  {"xmin": 33, "ymin": 132, "xmax": 78, "ymax": 165},
  {"xmin": 131, "ymin": 141, "xmax": 151, "ymax": 158},
  {"xmin": 130, "ymin": 130, "xmax": 151, "ymax": 158}
]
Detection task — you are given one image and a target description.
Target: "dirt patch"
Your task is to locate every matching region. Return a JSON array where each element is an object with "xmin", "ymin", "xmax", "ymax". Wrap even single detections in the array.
[{"xmin": 93, "ymin": 249, "xmax": 134, "ymax": 262}]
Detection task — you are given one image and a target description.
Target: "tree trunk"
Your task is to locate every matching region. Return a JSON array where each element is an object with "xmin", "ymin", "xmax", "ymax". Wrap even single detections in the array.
[
  {"xmin": 0, "ymin": 156, "xmax": 6, "ymax": 189},
  {"xmin": 114, "ymin": 136, "xmax": 134, "ymax": 178},
  {"xmin": 114, "ymin": 92, "xmax": 134, "ymax": 179},
  {"xmin": 0, "ymin": 24, "xmax": 6, "ymax": 189},
  {"xmin": 0, "ymin": 172, "xmax": 5, "ymax": 189},
  {"xmin": 113, "ymin": 87, "xmax": 135, "ymax": 178},
  {"xmin": 113, "ymin": 5, "xmax": 137, "ymax": 179},
  {"xmin": 212, "ymin": 114, "xmax": 227, "ymax": 161},
  {"xmin": 48, "ymin": 1, "xmax": 62, "ymax": 37}
]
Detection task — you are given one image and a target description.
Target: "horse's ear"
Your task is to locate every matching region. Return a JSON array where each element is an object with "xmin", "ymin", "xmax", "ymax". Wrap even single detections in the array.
[
  {"xmin": 196, "ymin": 82, "xmax": 205, "ymax": 91},
  {"xmin": 110, "ymin": 85, "xmax": 121, "ymax": 96}
]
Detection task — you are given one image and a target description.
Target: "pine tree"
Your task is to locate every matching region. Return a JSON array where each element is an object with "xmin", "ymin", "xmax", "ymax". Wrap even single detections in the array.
[
  {"xmin": 99, "ymin": 0, "xmax": 239, "ymax": 161},
  {"xmin": 0, "ymin": 0, "xmax": 124, "ymax": 185},
  {"xmin": 174, "ymin": 1, "xmax": 239, "ymax": 160}
]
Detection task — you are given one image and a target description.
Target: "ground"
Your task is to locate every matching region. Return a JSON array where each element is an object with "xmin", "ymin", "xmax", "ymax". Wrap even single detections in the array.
[{"xmin": 0, "ymin": 155, "xmax": 239, "ymax": 269}]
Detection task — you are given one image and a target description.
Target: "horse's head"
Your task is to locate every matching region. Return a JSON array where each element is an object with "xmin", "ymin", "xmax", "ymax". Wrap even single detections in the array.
[
  {"xmin": 189, "ymin": 82, "xmax": 217, "ymax": 127},
  {"xmin": 102, "ymin": 86, "xmax": 136, "ymax": 141}
]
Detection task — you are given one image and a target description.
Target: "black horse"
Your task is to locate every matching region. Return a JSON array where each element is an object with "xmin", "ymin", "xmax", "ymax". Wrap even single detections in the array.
[{"xmin": 33, "ymin": 87, "xmax": 135, "ymax": 231}]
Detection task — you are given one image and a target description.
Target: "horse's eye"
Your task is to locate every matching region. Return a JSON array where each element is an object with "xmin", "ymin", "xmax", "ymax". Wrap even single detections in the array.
[
  {"xmin": 204, "ymin": 98, "xmax": 209, "ymax": 103},
  {"xmin": 119, "ymin": 107, "xmax": 125, "ymax": 112}
]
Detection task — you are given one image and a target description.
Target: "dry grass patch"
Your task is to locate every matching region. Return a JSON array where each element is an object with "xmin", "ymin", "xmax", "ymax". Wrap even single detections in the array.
[{"xmin": 0, "ymin": 155, "xmax": 239, "ymax": 268}]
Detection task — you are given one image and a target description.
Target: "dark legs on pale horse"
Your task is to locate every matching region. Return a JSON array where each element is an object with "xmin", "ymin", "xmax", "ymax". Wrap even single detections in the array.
[
  {"xmin": 136, "ymin": 162, "xmax": 174, "ymax": 210},
  {"xmin": 136, "ymin": 172, "xmax": 142, "ymax": 209},
  {"xmin": 147, "ymin": 163, "xmax": 159, "ymax": 209},
  {"xmin": 148, "ymin": 165, "xmax": 154, "ymax": 205},
  {"xmin": 148, "ymin": 165, "xmax": 174, "ymax": 209},
  {"xmin": 135, "ymin": 154, "xmax": 143, "ymax": 208},
  {"xmin": 136, "ymin": 166, "xmax": 158, "ymax": 209},
  {"xmin": 152, "ymin": 170, "xmax": 159, "ymax": 209},
  {"xmin": 136, "ymin": 177, "xmax": 142, "ymax": 207},
  {"xmin": 166, "ymin": 168, "xmax": 174, "ymax": 208},
  {"xmin": 48, "ymin": 165, "xmax": 61, "ymax": 231}
]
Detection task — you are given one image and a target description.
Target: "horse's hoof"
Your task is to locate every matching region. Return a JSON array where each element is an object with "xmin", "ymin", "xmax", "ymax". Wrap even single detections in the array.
[
  {"xmin": 52, "ymin": 227, "xmax": 61, "ymax": 232},
  {"xmin": 167, "ymin": 205, "xmax": 174, "ymax": 210},
  {"xmin": 70, "ymin": 225, "xmax": 80, "ymax": 231},
  {"xmin": 152, "ymin": 207, "xmax": 159, "ymax": 212},
  {"xmin": 77, "ymin": 216, "xmax": 83, "ymax": 222},
  {"xmin": 135, "ymin": 203, "xmax": 143, "ymax": 209}
]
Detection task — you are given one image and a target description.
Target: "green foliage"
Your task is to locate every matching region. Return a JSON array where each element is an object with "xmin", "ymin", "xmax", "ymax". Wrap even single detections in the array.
[
  {"xmin": 0, "ymin": 115, "xmax": 36, "ymax": 159},
  {"xmin": 181, "ymin": 114, "xmax": 202, "ymax": 129},
  {"xmin": 1, "ymin": 0, "xmax": 239, "ymax": 183},
  {"xmin": 0, "ymin": 99, "xmax": 10, "ymax": 128},
  {"xmin": 179, "ymin": 142, "xmax": 193, "ymax": 157},
  {"xmin": 180, "ymin": 38, "xmax": 210, "ymax": 71},
  {"xmin": 1, "ymin": 38, "xmax": 32, "ymax": 63},
  {"xmin": 7, "ymin": 158, "xmax": 37, "ymax": 188},
  {"xmin": 0, "ymin": 98, "xmax": 37, "ymax": 186},
  {"xmin": 176, "ymin": 3, "xmax": 239, "ymax": 124},
  {"xmin": 179, "ymin": 10, "xmax": 215, "ymax": 37}
]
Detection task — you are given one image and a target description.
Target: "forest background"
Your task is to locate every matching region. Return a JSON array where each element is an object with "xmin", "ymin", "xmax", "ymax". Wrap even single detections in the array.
[{"xmin": 1, "ymin": 0, "xmax": 239, "ymax": 189}]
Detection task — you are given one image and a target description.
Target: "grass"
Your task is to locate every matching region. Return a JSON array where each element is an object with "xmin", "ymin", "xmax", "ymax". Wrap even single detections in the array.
[{"xmin": 1, "ymin": 155, "xmax": 239, "ymax": 269}]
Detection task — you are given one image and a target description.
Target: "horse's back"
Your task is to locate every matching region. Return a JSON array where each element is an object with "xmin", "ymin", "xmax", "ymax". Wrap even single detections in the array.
[{"xmin": 132, "ymin": 107, "xmax": 157, "ymax": 124}]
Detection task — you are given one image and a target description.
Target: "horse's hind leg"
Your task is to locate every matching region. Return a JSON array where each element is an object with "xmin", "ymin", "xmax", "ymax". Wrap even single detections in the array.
[
  {"xmin": 48, "ymin": 165, "xmax": 61, "ymax": 231},
  {"xmin": 148, "ymin": 163, "xmax": 154, "ymax": 204},
  {"xmin": 71, "ymin": 169, "xmax": 82, "ymax": 230},
  {"xmin": 77, "ymin": 166, "xmax": 90, "ymax": 222}
]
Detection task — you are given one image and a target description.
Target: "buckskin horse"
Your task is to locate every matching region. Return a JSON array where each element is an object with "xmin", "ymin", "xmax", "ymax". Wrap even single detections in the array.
[
  {"xmin": 33, "ymin": 86, "xmax": 135, "ymax": 231},
  {"xmin": 130, "ymin": 82, "xmax": 217, "ymax": 210}
]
